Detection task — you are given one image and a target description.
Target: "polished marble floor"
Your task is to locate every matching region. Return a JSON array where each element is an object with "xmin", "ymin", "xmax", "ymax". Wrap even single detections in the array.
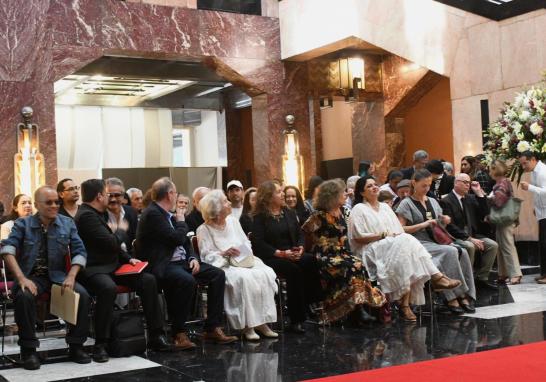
[{"xmin": 1, "ymin": 275, "xmax": 546, "ymax": 382}]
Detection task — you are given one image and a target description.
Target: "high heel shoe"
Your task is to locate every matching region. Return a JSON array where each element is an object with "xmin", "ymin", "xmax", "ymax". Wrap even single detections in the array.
[
  {"xmin": 399, "ymin": 305, "xmax": 417, "ymax": 322},
  {"xmin": 242, "ymin": 328, "xmax": 260, "ymax": 341},
  {"xmin": 254, "ymin": 324, "xmax": 278, "ymax": 338},
  {"xmin": 431, "ymin": 274, "xmax": 462, "ymax": 291}
]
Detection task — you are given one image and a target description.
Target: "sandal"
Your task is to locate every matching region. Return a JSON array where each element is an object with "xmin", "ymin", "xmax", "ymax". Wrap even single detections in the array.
[
  {"xmin": 399, "ymin": 305, "xmax": 417, "ymax": 322},
  {"xmin": 431, "ymin": 274, "xmax": 462, "ymax": 291},
  {"xmin": 510, "ymin": 276, "xmax": 522, "ymax": 285}
]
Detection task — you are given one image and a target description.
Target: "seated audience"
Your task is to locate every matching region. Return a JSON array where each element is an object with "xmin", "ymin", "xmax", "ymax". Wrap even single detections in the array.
[
  {"xmin": 443, "ymin": 161, "xmax": 455, "ymax": 177},
  {"xmin": 402, "ymin": 150, "xmax": 429, "ymax": 180},
  {"xmin": 379, "ymin": 170, "xmax": 403, "ymax": 197},
  {"xmin": 251, "ymin": 180, "xmax": 321, "ymax": 333},
  {"xmin": 177, "ymin": 193, "xmax": 191, "ymax": 216},
  {"xmin": 426, "ymin": 159, "xmax": 455, "ymax": 200},
  {"xmin": 1, "ymin": 194, "xmax": 33, "ymax": 240},
  {"xmin": 489, "ymin": 160, "xmax": 522, "ymax": 285},
  {"xmin": 239, "ymin": 187, "xmax": 257, "ymax": 235},
  {"xmin": 396, "ymin": 169, "xmax": 476, "ymax": 315},
  {"xmin": 392, "ymin": 179, "xmax": 411, "ymax": 209},
  {"xmin": 344, "ymin": 175, "xmax": 360, "ymax": 209},
  {"xmin": 349, "ymin": 176, "xmax": 460, "ymax": 322},
  {"xmin": 122, "ymin": 192, "xmax": 130, "ymax": 206},
  {"xmin": 75, "ymin": 179, "xmax": 172, "ymax": 362},
  {"xmin": 440, "ymin": 173, "xmax": 498, "ymax": 290},
  {"xmin": 186, "ymin": 186, "xmax": 210, "ymax": 233},
  {"xmin": 126, "ymin": 187, "xmax": 144, "ymax": 214},
  {"xmin": 284, "ymin": 185, "xmax": 310, "ymax": 226},
  {"xmin": 227, "ymin": 180, "xmax": 244, "ymax": 219},
  {"xmin": 197, "ymin": 190, "xmax": 278, "ymax": 341},
  {"xmin": 302, "ymin": 179, "xmax": 387, "ymax": 324},
  {"xmin": 378, "ymin": 190, "xmax": 395, "ymax": 207},
  {"xmin": 136, "ymin": 178, "xmax": 237, "ymax": 348},
  {"xmin": 303, "ymin": 176, "xmax": 324, "ymax": 212},
  {"xmin": 0, "ymin": 186, "xmax": 91, "ymax": 370},
  {"xmin": 105, "ymin": 178, "xmax": 139, "ymax": 253},
  {"xmin": 57, "ymin": 178, "xmax": 80, "ymax": 218}
]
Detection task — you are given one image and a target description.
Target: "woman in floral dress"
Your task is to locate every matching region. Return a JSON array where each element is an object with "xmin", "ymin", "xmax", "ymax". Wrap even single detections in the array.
[{"xmin": 302, "ymin": 179, "xmax": 386, "ymax": 323}]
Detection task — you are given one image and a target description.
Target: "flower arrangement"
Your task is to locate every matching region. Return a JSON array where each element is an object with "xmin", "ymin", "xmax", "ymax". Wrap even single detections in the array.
[{"xmin": 484, "ymin": 76, "xmax": 546, "ymax": 178}]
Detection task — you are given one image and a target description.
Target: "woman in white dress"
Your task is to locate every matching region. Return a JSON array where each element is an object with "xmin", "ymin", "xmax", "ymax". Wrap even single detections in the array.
[
  {"xmin": 197, "ymin": 190, "xmax": 278, "ymax": 340},
  {"xmin": 348, "ymin": 176, "xmax": 461, "ymax": 321},
  {"xmin": 0, "ymin": 194, "xmax": 33, "ymax": 240}
]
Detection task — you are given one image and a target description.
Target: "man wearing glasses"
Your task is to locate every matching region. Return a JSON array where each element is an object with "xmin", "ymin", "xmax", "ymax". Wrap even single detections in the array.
[
  {"xmin": 57, "ymin": 178, "xmax": 81, "ymax": 219},
  {"xmin": 0, "ymin": 186, "xmax": 91, "ymax": 370},
  {"xmin": 75, "ymin": 179, "xmax": 173, "ymax": 363}
]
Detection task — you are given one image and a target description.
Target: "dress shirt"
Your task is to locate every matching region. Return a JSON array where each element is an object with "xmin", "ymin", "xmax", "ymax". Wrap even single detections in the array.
[
  {"xmin": 529, "ymin": 160, "xmax": 546, "ymax": 220},
  {"xmin": 167, "ymin": 211, "xmax": 187, "ymax": 261}
]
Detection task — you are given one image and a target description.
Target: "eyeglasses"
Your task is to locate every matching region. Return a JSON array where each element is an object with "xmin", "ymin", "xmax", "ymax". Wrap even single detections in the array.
[
  {"xmin": 63, "ymin": 186, "xmax": 80, "ymax": 192},
  {"xmin": 456, "ymin": 179, "xmax": 471, "ymax": 185},
  {"xmin": 40, "ymin": 200, "xmax": 61, "ymax": 206},
  {"xmin": 108, "ymin": 193, "xmax": 123, "ymax": 198}
]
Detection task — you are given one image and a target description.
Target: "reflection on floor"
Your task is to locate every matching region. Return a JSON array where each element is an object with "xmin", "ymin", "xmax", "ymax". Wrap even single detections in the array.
[{"xmin": 1, "ymin": 276, "xmax": 545, "ymax": 382}]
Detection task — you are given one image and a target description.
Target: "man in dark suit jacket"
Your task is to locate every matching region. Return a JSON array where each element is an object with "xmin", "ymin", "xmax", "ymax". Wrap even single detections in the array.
[
  {"xmin": 426, "ymin": 159, "xmax": 455, "ymax": 200},
  {"xmin": 75, "ymin": 179, "xmax": 172, "ymax": 362},
  {"xmin": 401, "ymin": 149, "xmax": 429, "ymax": 179},
  {"xmin": 440, "ymin": 173, "xmax": 498, "ymax": 289},
  {"xmin": 135, "ymin": 178, "xmax": 236, "ymax": 349}
]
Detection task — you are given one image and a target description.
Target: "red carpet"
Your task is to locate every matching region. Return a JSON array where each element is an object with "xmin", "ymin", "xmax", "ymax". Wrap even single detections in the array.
[{"xmin": 304, "ymin": 341, "xmax": 546, "ymax": 382}]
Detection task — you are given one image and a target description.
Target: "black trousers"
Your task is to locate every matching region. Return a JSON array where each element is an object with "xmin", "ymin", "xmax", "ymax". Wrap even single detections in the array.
[
  {"xmin": 159, "ymin": 260, "xmax": 225, "ymax": 334},
  {"xmin": 13, "ymin": 275, "xmax": 91, "ymax": 349},
  {"xmin": 80, "ymin": 272, "xmax": 164, "ymax": 344},
  {"xmin": 263, "ymin": 253, "xmax": 322, "ymax": 324},
  {"xmin": 539, "ymin": 219, "xmax": 546, "ymax": 275}
]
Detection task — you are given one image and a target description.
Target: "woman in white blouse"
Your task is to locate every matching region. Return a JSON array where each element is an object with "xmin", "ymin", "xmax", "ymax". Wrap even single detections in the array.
[
  {"xmin": 197, "ymin": 190, "xmax": 278, "ymax": 340},
  {"xmin": 348, "ymin": 176, "xmax": 461, "ymax": 321},
  {"xmin": 0, "ymin": 194, "xmax": 33, "ymax": 240}
]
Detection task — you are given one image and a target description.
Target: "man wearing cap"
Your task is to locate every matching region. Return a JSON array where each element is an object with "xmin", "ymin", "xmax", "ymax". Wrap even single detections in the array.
[
  {"xmin": 226, "ymin": 180, "xmax": 244, "ymax": 219},
  {"xmin": 392, "ymin": 179, "xmax": 411, "ymax": 209}
]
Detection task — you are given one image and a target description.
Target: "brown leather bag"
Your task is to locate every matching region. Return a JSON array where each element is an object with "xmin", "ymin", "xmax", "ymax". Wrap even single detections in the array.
[{"xmin": 431, "ymin": 223, "xmax": 454, "ymax": 245}]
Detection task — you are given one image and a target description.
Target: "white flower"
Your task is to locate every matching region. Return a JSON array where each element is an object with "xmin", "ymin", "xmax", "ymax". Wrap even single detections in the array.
[
  {"xmin": 541, "ymin": 143, "xmax": 546, "ymax": 153},
  {"xmin": 517, "ymin": 140, "xmax": 531, "ymax": 152},
  {"xmin": 501, "ymin": 140, "xmax": 509, "ymax": 149},
  {"xmin": 530, "ymin": 122, "xmax": 543, "ymax": 136},
  {"xmin": 514, "ymin": 93, "xmax": 525, "ymax": 108},
  {"xmin": 519, "ymin": 110, "xmax": 531, "ymax": 121},
  {"xmin": 512, "ymin": 122, "xmax": 522, "ymax": 134}
]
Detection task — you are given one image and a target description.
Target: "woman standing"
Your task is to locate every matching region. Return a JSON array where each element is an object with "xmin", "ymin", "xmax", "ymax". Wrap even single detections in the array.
[
  {"xmin": 349, "ymin": 176, "xmax": 461, "ymax": 321},
  {"xmin": 0, "ymin": 194, "xmax": 33, "ymax": 240},
  {"xmin": 284, "ymin": 185, "xmax": 310, "ymax": 226},
  {"xmin": 197, "ymin": 190, "xmax": 278, "ymax": 340},
  {"xmin": 396, "ymin": 169, "xmax": 476, "ymax": 315},
  {"xmin": 251, "ymin": 181, "xmax": 321, "ymax": 333},
  {"xmin": 239, "ymin": 187, "xmax": 257, "ymax": 235},
  {"xmin": 302, "ymin": 179, "xmax": 386, "ymax": 324},
  {"xmin": 489, "ymin": 160, "xmax": 522, "ymax": 284}
]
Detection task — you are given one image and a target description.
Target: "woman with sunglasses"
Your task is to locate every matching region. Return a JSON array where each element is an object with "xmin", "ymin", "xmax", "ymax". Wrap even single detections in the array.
[{"xmin": 1, "ymin": 194, "xmax": 33, "ymax": 240}]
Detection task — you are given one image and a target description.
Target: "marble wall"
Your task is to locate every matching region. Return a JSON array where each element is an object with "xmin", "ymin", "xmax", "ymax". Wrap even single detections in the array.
[{"xmin": 0, "ymin": 0, "xmax": 302, "ymax": 207}]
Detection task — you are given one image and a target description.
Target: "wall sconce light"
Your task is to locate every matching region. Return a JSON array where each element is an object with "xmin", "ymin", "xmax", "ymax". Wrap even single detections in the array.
[
  {"xmin": 319, "ymin": 96, "xmax": 333, "ymax": 109},
  {"xmin": 338, "ymin": 56, "xmax": 365, "ymax": 102},
  {"xmin": 14, "ymin": 106, "xmax": 45, "ymax": 197},
  {"xmin": 282, "ymin": 115, "xmax": 305, "ymax": 191}
]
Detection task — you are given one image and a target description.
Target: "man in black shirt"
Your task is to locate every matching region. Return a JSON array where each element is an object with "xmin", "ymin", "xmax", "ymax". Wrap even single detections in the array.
[{"xmin": 57, "ymin": 178, "xmax": 80, "ymax": 219}]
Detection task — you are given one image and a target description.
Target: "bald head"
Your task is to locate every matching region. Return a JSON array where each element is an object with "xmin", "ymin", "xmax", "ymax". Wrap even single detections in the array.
[
  {"xmin": 192, "ymin": 187, "xmax": 210, "ymax": 210},
  {"xmin": 34, "ymin": 186, "xmax": 60, "ymax": 221}
]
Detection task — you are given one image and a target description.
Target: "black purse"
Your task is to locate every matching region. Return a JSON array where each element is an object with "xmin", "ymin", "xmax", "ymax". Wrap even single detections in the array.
[{"xmin": 107, "ymin": 310, "xmax": 146, "ymax": 357}]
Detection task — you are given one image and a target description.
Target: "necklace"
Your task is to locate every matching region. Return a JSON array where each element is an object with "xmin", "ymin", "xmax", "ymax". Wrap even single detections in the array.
[{"xmin": 270, "ymin": 209, "xmax": 284, "ymax": 221}]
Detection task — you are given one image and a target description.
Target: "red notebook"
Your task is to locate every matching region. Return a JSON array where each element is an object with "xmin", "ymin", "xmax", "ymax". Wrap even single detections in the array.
[{"xmin": 115, "ymin": 261, "xmax": 148, "ymax": 276}]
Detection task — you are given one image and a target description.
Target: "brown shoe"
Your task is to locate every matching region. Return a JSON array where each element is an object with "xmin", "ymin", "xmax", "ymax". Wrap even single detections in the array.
[
  {"xmin": 431, "ymin": 274, "xmax": 462, "ymax": 291},
  {"xmin": 173, "ymin": 332, "xmax": 197, "ymax": 350},
  {"xmin": 203, "ymin": 327, "xmax": 238, "ymax": 344}
]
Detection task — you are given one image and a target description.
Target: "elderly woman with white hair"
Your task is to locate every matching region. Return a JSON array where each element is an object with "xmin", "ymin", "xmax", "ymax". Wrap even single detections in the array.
[{"xmin": 197, "ymin": 190, "xmax": 278, "ymax": 341}]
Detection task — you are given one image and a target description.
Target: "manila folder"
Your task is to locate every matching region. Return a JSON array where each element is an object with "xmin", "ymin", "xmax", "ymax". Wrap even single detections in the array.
[{"xmin": 50, "ymin": 284, "xmax": 80, "ymax": 325}]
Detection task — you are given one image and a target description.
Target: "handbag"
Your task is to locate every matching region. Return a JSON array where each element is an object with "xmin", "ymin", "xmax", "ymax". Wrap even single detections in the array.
[
  {"xmin": 108, "ymin": 311, "xmax": 146, "ymax": 357},
  {"xmin": 204, "ymin": 225, "xmax": 255, "ymax": 268},
  {"xmin": 431, "ymin": 224, "xmax": 454, "ymax": 245},
  {"xmin": 489, "ymin": 197, "xmax": 522, "ymax": 226}
]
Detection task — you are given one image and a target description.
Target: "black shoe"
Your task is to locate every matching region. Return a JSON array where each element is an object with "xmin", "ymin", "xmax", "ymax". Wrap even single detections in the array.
[
  {"xmin": 21, "ymin": 348, "xmax": 40, "ymax": 370},
  {"xmin": 447, "ymin": 304, "xmax": 464, "ymax": 315},
  {"xmin": 475, "ymin": 279, "xmax": 499, "ymax": 290},
  {"xmin": 69, "ymin": 345, "xmax": 92, "ymax": 364},
  {"xmin": 92, "ymin": 344, "xmax": 109, "ymax": 363},
  {"xmin": 460, "ymin": 301, "xmax": 476, "ymax": 313},
  {"xmin": 148, "ymin": 334, "xmax": 173, "ymax": 352},
  {"xmin": 288, "ymin": 323, "xmax": 306, "ymax": 334}
]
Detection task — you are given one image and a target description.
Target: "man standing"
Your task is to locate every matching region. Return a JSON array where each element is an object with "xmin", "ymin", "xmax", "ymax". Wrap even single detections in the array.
[
  {"xmin": 440, "ymin": 173, "xmax": 498, "ymax": 291},
  {"xmin": 226, "ymin": 180, "xmax": 244, "ymax": 219},
  {"xmin": 136, "ymin": 178, "xmax": 237, "ymax": 349},
  {"xmin": 75, "ymin": 179, "xmax": 172, "ymax": 362},
  {"xmin": 57, "ymin": 178, "xmax": 80, "ymax": 219},
  {"xmin": 402, "ymin": 150, "xmax": 429, "ymax": 180},
  {"xmin": 519, "ymin": 151, "xmax": 546, "ymax": 283},
  {"xmin": 186, "ymin": 186, "xmax": 210, "ymax": 233},
  {"xmin": 0, "ymin": 186, "xmax": 91, "ymax": 370}
]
